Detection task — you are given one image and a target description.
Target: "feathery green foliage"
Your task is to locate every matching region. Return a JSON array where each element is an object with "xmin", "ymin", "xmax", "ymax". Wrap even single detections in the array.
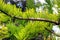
[{"xmin": 0, "ymin": 0, "xmax": 59, "ymax": 40}]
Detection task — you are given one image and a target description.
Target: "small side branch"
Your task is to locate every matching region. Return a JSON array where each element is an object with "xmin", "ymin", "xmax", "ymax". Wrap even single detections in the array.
[{"xmin": 45, "ymin": 27, "xmax": 60, "ymax": 37}]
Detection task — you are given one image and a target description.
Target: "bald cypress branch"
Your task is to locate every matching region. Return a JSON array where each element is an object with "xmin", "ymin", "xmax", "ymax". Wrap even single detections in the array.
[
  {"xmin": 0, "ymin": 10, "xmax": 59, "ymax": 25},
  {"xmin": 0, "ymin": 9, "xmax": 60, "ymax": 37}
]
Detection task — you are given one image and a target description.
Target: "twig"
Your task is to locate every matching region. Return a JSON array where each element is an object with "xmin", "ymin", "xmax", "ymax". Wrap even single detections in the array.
[{"xmin": 45, "ymin": 27, "xmax": 60, "ymax": 37}]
